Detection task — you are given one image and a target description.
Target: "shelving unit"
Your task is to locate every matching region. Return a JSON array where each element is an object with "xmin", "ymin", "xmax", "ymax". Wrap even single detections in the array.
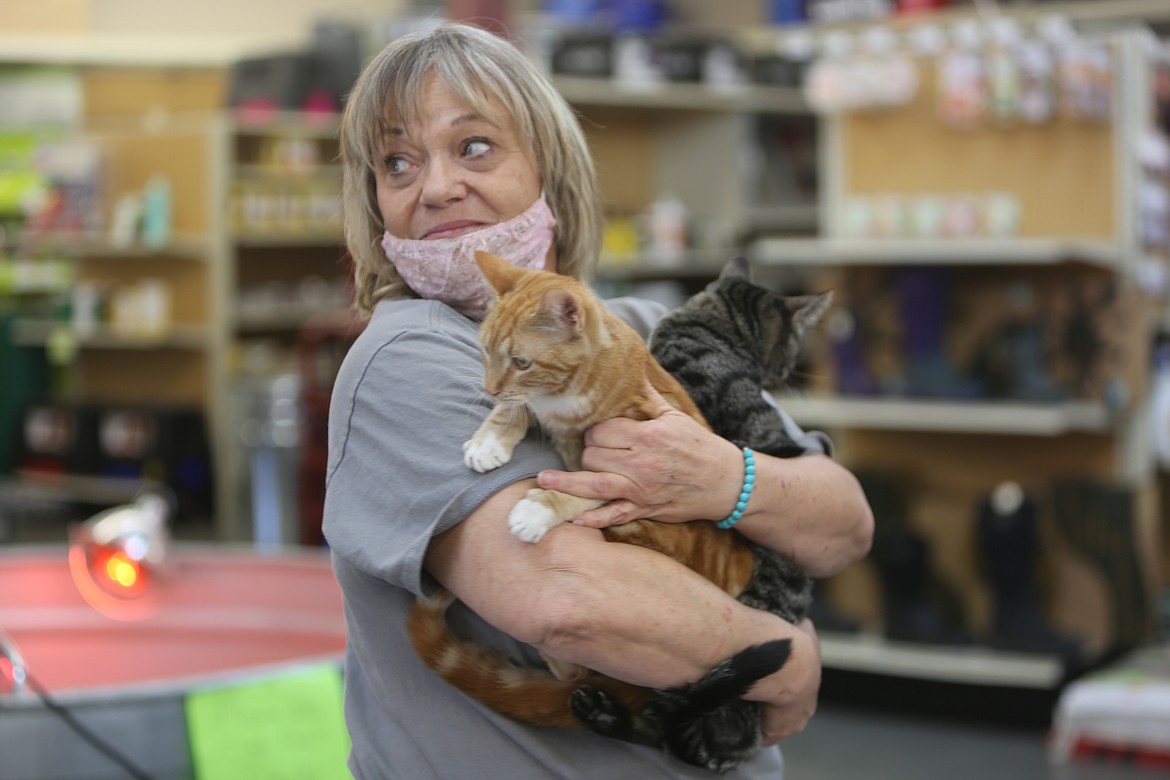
[
  {"xmin": 776, "ymin": 396, "xmax": 1114, "ymax": 436},
  {"xmin": 820, "ymin": 633, "xmax": 1066, "ymax": 689},
  {"xmin": 745, "ymin": 27, "xmax": 1165, "ymax": 681},
  {"xmin": 553, "ymin": 74, "xmax": 820, "ymax": 281}
]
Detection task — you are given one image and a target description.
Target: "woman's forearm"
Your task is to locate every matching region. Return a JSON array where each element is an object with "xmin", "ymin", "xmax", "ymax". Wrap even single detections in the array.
[
  {"xmin": 732, "ymin": 452, "xmax": 873, "ymax": 578},
  {"xmin": 529, "ymin": 525, "xmax": 809, "ymax": 689},
  {"xmin": 429, "ymin": 493, "xmax": 817, "ymax": 700}
]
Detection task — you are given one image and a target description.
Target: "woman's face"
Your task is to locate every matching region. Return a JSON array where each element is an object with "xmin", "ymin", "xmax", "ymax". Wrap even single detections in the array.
[{"xmin": 375, "ymin": 73, "xmax": 546, "ymax": 260}]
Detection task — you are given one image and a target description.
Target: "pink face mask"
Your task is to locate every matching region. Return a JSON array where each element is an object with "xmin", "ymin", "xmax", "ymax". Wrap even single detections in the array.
[{"xmin": 381, "ymin": 197, "xmax": 557, "ymax": 320}]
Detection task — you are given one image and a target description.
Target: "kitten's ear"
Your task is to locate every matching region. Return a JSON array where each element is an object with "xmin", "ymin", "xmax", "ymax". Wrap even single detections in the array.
[
  {"xmin": 534, "ymin": 288, "xmax": 583, "ymax": 338},
  {"xmin": 718, "ymin": 256, "xmax": 752, "ymax": 283},
  {"xmin": 475, "ymin": 250, "xmax": 528, "ymax": 296},
  {"xmin": 785, "ymin": 290, "xmax": 834, "ymax": 334}
]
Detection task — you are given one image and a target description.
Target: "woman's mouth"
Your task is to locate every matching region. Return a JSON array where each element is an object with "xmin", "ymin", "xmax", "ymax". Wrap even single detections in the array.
[{"xmin": 422, "ymin": 221, "xmax": 485, "ymax": 240}]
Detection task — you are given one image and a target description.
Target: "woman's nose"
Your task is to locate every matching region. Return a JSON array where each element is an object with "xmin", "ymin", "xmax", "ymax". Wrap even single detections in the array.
[{"xmin": 419, "ymin": 157, "xmax": 466, "ymax": 205}]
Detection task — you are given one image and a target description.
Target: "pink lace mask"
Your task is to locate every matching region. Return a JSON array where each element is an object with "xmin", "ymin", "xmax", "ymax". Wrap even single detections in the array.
[{"xmin": 381, "ymin": 197, "xmax": 557, "ymax": 320}]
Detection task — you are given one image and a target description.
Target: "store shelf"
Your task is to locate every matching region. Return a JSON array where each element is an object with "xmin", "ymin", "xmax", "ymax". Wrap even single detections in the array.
[
  {"xmin": 746, "ymin": 203, "xmax": 820, "ymax": 233},
  {"xmin": 231, "ymin": 233, "xmax": 342, "ymax": 249},
  {"xmin": 235, "ymin": 304, "xmax": 350, "ymax": 333},
  {"xmin": 738, "ymin": 0, "xmax": 1170, "ymax": 54},
  {"xmin": 820, "ymin": 633, "xmax": 1066, "ymax": 689},
  {"xmin": 2, "ymin": 472, "xmax": 146, "ymax": 507},
  {"xmin": 0, "ymin": 31, "xmax": 304, "ymax": 67},
  {"xmin": 18, "ymin": 234, "xmax": 210, "ymax": 261},
  {"xmin": 233, "ymin": 164, "xmax": 341, "ymax": 182},
  {"xmin": 229, "ymin": 111, "xmax": 341, "ymax": 139},
  {"xmin": 11, "ymin": 320, "xmax": 209, "ymax": 350},
  {"xmin": 748, "ymin": 238, "xmax": 1123, "ymax": 268},
  {"xmin": 553, "ymin": 76, "xmax": 809, "ymax": 115},
  {"xmin": 776, "ymin": 396, "xmax": 1114, "ymax": 436}
]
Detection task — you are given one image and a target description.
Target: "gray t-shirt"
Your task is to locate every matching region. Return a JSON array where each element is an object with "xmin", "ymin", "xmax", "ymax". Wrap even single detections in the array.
[{"xmin": 323, "ymin": 296, "xmax": 828, "ymax": 780}]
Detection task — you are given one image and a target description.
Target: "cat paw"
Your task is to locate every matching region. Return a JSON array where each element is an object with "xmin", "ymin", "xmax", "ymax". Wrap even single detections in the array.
[
  {"xmin": 570, "ymin": 688, "xmax": 631, "ymax": 739},
  {"xmin": 463, "ymin": 434, "xmax": 512, "ymax": 472},
  {"xmin": 508, "ymin": 497, "xmax": 559, "ymax": 543}
]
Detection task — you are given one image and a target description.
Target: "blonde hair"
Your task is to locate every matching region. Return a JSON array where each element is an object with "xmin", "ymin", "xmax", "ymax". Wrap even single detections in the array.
[{"xmin": 340, "ymin": 23, "xmax": 603, "ymax": 316}]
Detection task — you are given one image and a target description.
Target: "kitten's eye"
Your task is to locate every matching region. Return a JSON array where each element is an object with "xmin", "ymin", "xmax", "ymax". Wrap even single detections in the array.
[{"xmin": 511, "ymin": 356, "xmax": 532, "ymax": 370}]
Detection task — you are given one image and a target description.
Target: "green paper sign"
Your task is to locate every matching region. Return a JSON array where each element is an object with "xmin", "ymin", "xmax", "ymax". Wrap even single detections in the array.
[{"xmin": 185, "ymin": 664, "xmax": 351, "ymax": 780}]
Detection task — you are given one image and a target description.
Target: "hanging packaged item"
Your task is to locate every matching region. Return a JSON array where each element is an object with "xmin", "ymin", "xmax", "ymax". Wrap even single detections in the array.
[
  {"xmin": 936, "ymin": 20, "xmax": 987, "ymax": 130},
  {"xmin": 1058, "ymin": 39, "xmax": 1113, "ymax": 123},
  {"xmin": 855, "ymin": 26, "xmax": 919, "ymax": 109},
  {"xmin": 985, "ymin": 18, "xmax": 1023, "ymax": 126},
  {"xmin": 804, "ymin": 31, "xmax": 856, "ymax": 114},
  {"xmin": 1017, "ymin": 37, "xmax": 1056, "ymax": 124}
]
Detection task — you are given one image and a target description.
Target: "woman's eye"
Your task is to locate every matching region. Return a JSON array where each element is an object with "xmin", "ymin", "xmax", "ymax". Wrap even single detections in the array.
[
  {"xmin": 385, "ymin": 155, "xmax": 409, "ymax": 175},
  {"xmin": 511, "ymin": 356, "xmax": 532, "ymax": 370},
  {"xmin": 463, "ymin": 139, "xmax": 491, "ymax": 158}
]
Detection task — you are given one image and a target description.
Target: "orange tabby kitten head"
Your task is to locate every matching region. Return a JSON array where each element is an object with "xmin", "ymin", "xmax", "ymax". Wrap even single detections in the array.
[{"xmin": 474, "ymin": 250, "xmax": 612, "ymax": 402}]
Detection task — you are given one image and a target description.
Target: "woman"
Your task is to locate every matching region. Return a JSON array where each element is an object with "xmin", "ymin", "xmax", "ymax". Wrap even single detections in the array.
[{"xmin": 324, "ymin": 22, "xmax": 873, "ymax": 779}]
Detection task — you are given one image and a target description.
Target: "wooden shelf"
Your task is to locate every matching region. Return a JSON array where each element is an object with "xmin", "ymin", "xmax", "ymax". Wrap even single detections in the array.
[
  {"xmin": 233, "ymin": 164, "xmax": 341, "ymax": 182},
  {"xmin": 235, "ymin": 304, "xmax": 349, "ymax": 333},
  {"xmin": 18, "ymin": 235, "xmax": 209, "ymax": 261},
  {"xmin": 748, "ymin": 238, "xmax": 1123, "ymax": 268},
  {"xmin": 11, "ymin": 320, "xmax": 209, "ymax": 350},
  {"xmin": 232, "ymin": 233, "xmax": 342, "ymax": 249},
  {"xmin": 820, "ymin": 633, "xmax": 1066, "ymax": 689},
  {"xmin": 553, "ymin": 76, "xmax": 809, "ymax": 115},
  {"xmin": 0, "ymin": 31, "xmax": 304, "ymax": 67},
  {"xmin": 776, "ymin": 396, "xmax": 1113, "ymax": 436}
]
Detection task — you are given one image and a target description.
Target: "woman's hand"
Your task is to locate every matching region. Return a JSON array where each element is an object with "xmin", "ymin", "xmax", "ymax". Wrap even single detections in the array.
[
  {"xmin": 756, "ymin": 618, "xmax": 821, "ymax": 746},
  {"xmin": 537, "ymin": 382, "xmax": 744, "ymax": 527}
]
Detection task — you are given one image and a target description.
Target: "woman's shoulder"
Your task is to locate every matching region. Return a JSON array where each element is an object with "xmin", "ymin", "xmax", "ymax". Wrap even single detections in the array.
[
  {"xmin": 337, "ymin": 299, "xmax": 481, "ymax": 390},
  {"xmin": 602, "ymin": 296, "xmax": 669, "ymax": 341}
]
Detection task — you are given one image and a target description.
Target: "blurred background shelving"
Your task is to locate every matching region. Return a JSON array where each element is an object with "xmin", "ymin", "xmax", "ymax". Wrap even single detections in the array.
[{"xmin": 1, "ymin": 2, "xmax": 1169, "ymax": 771}]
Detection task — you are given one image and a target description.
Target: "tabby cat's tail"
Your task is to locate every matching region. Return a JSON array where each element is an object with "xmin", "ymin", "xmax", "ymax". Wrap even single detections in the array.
[
  {"xmin": 407, "ymin": 591, "xmax": 650, "ymax": 730},
  {"xmin": 571, "ymin": 639, "xmax": 791, "ymax": 772}
]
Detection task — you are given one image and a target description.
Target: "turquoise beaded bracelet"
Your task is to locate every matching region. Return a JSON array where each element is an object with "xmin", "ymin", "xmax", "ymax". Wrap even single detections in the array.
[{"xmin": 716, "ymin": 447, "xmax": 755, "ymax": 529}]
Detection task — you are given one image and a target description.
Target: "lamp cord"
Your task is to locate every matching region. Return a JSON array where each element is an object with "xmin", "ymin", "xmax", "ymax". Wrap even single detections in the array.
[{"xmin": 24, "ymin": 673, "xmax": 156, "ymax": 780}]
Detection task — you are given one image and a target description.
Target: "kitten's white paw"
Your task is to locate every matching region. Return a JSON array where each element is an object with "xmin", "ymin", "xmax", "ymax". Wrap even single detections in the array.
[
  {"xmin": 509, "ymin": 498, "xmax": 559, "ymax": 544},
  {"xmin": 463, "ymin": 433, "xmax": 512, "ymax": 472}
]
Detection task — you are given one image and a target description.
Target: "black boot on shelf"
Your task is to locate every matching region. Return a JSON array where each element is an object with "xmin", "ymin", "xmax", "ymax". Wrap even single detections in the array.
[
  {"xmin": 1049, "ymin": 479, "xmax": 1156, "ymax": 653},
  {"xmin": 860, "ymin": 471, "xmax": 973, "ymax": 646},
  {"xmin": 975, "ymin": 481, "xmax": 1084, "ymax": 663}
]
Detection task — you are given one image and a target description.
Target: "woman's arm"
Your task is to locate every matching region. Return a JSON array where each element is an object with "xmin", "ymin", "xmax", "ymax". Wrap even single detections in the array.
[
  {"xmin": 535, "ymin": 394, "xmax": 873, "ymax": 578},
  {"xmin": 425, "ymin": 478, "xmax": 821, "ymax": 741}
]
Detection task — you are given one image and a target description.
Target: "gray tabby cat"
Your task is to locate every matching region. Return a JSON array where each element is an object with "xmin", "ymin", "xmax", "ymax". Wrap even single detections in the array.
[{"xmin": 570, "ymin": 256, "xmax": 833, "ymax": 772}]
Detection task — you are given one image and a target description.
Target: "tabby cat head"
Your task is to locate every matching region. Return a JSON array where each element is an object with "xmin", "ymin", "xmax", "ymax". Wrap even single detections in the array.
[
  {"xmin": 675, "ymin": 257, "xmax": 832, "ymax": 388},
  {"xmin": 473, "ymin": 250, "xmax": 612, "ymax": 401}
]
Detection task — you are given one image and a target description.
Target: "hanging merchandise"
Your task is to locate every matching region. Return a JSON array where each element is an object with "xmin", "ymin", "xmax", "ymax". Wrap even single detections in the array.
[
  {"xmin": 804, "ymin": 31, "xmax": 856, "ymax": 114},
  {"xmin": 1017, "ymin": 37, "xmax": 1057, "ymax": 124},
  {"xmin": 985, "ymin": 18, "xmax": 1023, "ymax": 126},
  {"xmin": 770, "ymin": 0, "xmax": 808, "ymax": 25},
  {"xmin": 855, "ymin": 26, "xmax": 919, "ymax": 109},
  {"xmin": 897, "ymin": 0, "xmax": 947, "ymax": 14},
  {"xmin": 936, "ymin": 20, "xmax": 987, "ymax": 130},
  {"xmin": 1058, "ymin": 39, "xmax": 1114, "ymax": 123}
]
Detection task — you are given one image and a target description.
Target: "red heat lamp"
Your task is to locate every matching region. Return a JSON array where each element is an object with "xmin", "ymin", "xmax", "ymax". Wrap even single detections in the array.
[{"xmin": 68, "ymin": 488, "xmax": 174, "ymax": 621}]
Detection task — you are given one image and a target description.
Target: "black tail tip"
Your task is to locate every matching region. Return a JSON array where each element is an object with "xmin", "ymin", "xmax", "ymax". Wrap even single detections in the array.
[{"xmin": 732, "ymin": 639, "xmax": 792, "ymax": 680}]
